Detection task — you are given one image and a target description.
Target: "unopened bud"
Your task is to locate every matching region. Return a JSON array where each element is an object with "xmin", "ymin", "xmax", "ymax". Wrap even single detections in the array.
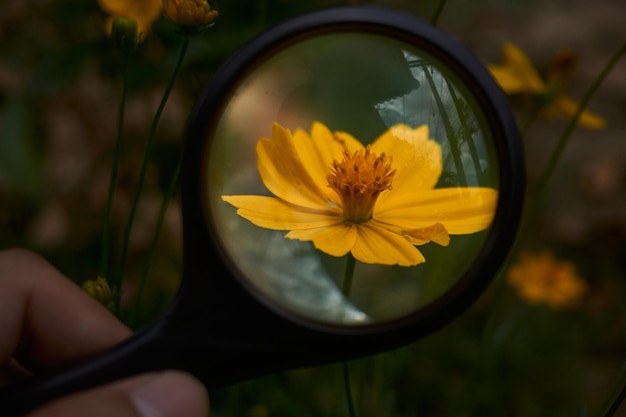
[{"xmin": 162, "ymin": 0, "xmax": 219, "ymax": 35}]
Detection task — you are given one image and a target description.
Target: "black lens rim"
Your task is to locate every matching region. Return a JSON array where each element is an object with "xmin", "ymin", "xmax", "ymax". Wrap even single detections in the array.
[{"xmin": 181, "ymin": 5, "xmax": 525, "ymax": 339}]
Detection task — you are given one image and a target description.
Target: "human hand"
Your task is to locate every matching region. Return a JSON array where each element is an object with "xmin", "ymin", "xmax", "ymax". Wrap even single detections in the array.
[{"xmin": 0, "ymin": 249, "xmax": 209, "ymax": 417}]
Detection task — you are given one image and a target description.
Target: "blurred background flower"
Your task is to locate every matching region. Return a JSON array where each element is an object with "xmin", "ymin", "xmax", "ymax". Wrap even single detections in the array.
[
  {"xmin": 488, "ymin": 42, "xmax": 607, "ymax": 130},
  {"xmin": 507, "ymin": 251, "xmax": 588, "ymax": 309},
  {"xmin": 162, "ymin": 0, "xmax": 219, "ymax": 33},
  {"xmin": 98, "ymin": 0, "xmax": 163, "ymax": 37}
]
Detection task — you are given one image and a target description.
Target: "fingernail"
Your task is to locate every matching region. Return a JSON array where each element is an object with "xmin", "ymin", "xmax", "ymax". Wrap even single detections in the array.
[{"xmin": 130, "ymin": 371, "xmax": 209, "ymax": 417}]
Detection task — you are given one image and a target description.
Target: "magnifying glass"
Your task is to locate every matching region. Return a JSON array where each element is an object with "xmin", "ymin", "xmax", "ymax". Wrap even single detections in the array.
[{"xmin": 0, "ymin": 5, "xmax": 524, "ymax": 415}]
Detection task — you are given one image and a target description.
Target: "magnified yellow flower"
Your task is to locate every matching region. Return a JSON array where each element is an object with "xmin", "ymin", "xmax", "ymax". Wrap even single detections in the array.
[
  {"xmin": 507, "ymin": 251, "xmax": 588, "ymax": 310},
  {"xmin": 488, "ymin": 42, "xmax": 606, "ymax": 130},
  {"xmin": 222, "ymin": 122, "xmax": 497, "ymax": 267},
  {"xmin": 162, "ymin": 0, "xmax": 219, "ymax": 31},
  {"xmin": 98, "ymin": 0, "xmax": 163, "ymax": 38}
]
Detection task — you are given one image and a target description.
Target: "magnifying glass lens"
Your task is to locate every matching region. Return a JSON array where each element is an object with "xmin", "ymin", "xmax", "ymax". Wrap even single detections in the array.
[{"xmin": 204, "ymin": 31, "xmax": 500, "ymax": 327}]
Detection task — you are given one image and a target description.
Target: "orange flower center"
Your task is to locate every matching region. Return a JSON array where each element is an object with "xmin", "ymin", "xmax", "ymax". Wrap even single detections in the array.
[{"xmin": 327, "ymin": 146, "xmax": 396, "ymax": 224}]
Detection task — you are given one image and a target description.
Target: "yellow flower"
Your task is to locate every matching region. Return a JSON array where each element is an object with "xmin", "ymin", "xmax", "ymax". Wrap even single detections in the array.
[
  {"xmin": 222, "ymin": 122, "xmax": 498, "ymax": 267},
  {"xmin": 488, "ymin": 42, "xmax": 606, "ymax": 130},
  {"xmin": 82, "ymin": 276, "xmax": 115, "ymax": 310},
  {"xmin": 98, "ymin": 0, "xmax": 163, "ymax": 38},
  {"xmin": 507, "ymin": 251, "xmax": 588, "ymax": 310},
  {"xmin": 162, "ymin": 0, "xmax": 219, "ymax": 30}
]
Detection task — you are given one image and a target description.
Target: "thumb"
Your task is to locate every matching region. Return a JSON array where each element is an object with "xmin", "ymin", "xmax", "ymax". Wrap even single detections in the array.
[{"xmin": 27, "ymin": 371, "xmax": 210, "ymax": 417}]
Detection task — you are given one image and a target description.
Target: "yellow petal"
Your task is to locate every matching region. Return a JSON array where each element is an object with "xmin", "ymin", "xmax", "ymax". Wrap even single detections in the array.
[
  {"xmin": 488, "ymin": 43, "xmax": 546, "ymax": 95},
  {"xmin": 98, "ymin": 0, "xmax": 132, "ymax": 14},
  {"xmin": 287, "ymin": 221, "xmax": 427, "ymax": 266},
  {"xmin": 286, "ymin": 224, "xmax": 358, "ymax": 257},
  {"xmin": 402, "ymin": 222, "xmax": 450, "ymax": 246},
  {"xmin": 351, "ymin": 223, "xmax": 426, "ymax": 266},
  {"xmin": 545, "ymin": 96, "xmax": 607, "ymax": 130},
  {"xmin": 162, "ymin": 0, "xmax": 178, "ymax": 23},
  {"xmin": 291, "ymin": 121, "xmax": 363, "ymax": 195},
  {"xmin": 256, "ymin": 123, "xmax": 334, "ymax": 210},
  {"xmin": 374, "ymin": 187, "xmax": 498, "ymax": 235},
  {"xmin": 99, "ymin": 0, "xmax": 162, "ymax": 35},
  {"xmin": 372, "ymin": 124, "xmax": 443, "ymax": 209},
  {"xmin": 373, "ymin": 124, "xmax": 442, "ymax": 187},
  {"xmin": 222, "ymin": 195, "xmax": 342, "ymax": 230}
]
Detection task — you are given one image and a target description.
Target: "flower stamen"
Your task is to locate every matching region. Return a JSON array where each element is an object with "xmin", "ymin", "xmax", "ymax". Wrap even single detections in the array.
[{"xmin": 327, "ymin": 145, "xmax": 395, "ymax": 224}]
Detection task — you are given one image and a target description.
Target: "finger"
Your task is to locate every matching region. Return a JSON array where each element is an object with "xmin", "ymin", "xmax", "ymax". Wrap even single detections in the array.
[
  {"xmin": 0, "ymin": 249, "xmax": 131, "ymax": 370},
  {"xmin": 27, "ymin": 371, "xmax": 210, "ymax": 417}
]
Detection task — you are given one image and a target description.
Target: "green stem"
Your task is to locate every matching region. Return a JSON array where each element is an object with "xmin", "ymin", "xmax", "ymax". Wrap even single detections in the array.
[
  {"xmin": 445, "ymin": 78, "xmax": 485, "ymax": 184},
  {"xmin": 430, "ymin": 0, "xmax": 448, "ymax": 26},
  {"xmin": 531, "ymin": 42, "xmax": 626, "ymax": 209},
  {"xmin": 343, "ymin": 361, "xmax": 357, "ymax": 417},
  {"xmin": 421, "ymin": 63, "xmax": 468, "ymax": 186},
  {"xmin": 341, "ymin": 254, "xmax": 358, "ymax": 417},
  {"xmin": 100, "ymin": 52, "xmax": 129, "ymax": 280},
  {"xmin": 342, "ymin": 253, "xmax": 357, "ymax": 297},
  {"xmin": 128, "ymin": 159, "xmax": 181, "ymax": 329},
  {"xmin": 604, "ymin": 385, "xmax": 626, "ymax": 417},
  {"xmin": 596, "ymin": 362, "xmax": 626, "ymax": 417},
  {"xmin": 113, "ymin": 37, "xmax": 190, "ymax": 314}
]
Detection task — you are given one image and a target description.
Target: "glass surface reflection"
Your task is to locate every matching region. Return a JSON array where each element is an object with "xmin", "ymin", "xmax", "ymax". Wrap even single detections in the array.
[{"xmin": 204, "ymin": 32, "xmax": 499, "ymax": 326}]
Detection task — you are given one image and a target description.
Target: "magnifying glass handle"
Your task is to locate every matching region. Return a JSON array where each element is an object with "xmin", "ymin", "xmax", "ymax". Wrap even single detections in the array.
[
  {"xmin": 0, "ymin": 325, "xmax": 165, "ymax": 417},
  {"xmin": 0, "ymin": 315, "xmax": 332, "ymax": 416}
]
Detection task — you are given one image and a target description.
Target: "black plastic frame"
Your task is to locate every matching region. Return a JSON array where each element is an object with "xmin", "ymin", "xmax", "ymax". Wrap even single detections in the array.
[
  {"xmin": 0, "ymin": 6, "xmax": 524, "ymax": 416},
  {"xmin": 185, "ymin": 5, "xmax": 524, "ymax": 336}
]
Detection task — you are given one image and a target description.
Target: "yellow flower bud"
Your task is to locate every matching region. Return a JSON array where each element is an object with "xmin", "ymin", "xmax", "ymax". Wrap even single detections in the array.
[
  {"xmin": 82, "ymin": 276, "xmax": 115, "ymax": 310},
  {"xmin": 162, "ymin": 0, "xmax": 219, "ymax": 34}
]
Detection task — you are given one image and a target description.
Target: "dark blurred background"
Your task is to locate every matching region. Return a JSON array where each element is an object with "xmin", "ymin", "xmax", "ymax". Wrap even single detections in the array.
[{"xmin": 1, "ymin": 0, "xmax": 626, "ymax": 416}]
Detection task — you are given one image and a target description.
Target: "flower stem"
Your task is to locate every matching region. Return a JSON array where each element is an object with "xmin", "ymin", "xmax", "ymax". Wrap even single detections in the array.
[
  {"xmin": 430, "ymin": 0, "xmax": 448, "ymax": 25},
  {"xmin": 446, "ymin": 78, "xmax": 486, "ymax": 183},
  {"xmin": 531, "ymin": 42, "xmax": 626, "ymax": 208},
  {"xmin": 420, "ymin": 63, "xmax": 468, "ymax": 186},
  {"xmin": 597, "ymin": 362, "xmax": 626, "ymax": 417},
  {"xmin": 113, "ymin": 36, "xmax": 190, "ymax": 314},
  {"xmin": 341, "ymin": 253, "xmax": 358, "ymax": 417},
  {"xmin": 128, "ymin": 159, "xmax": 181, "ymax": 329},
  {"xmin": 604, "ymin": 385, "xmax": 626, "ymax": 417},
  {"xmin": 100, "ymin": 52, "xmax": 129, "ymax": 281},
  {"xmin": 342, "ymin": 253, "xmax": 357, "ymax": 297},
  {"xmin": 343, "ymin": 361, "xmax": 357, "ymax": 417}
]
